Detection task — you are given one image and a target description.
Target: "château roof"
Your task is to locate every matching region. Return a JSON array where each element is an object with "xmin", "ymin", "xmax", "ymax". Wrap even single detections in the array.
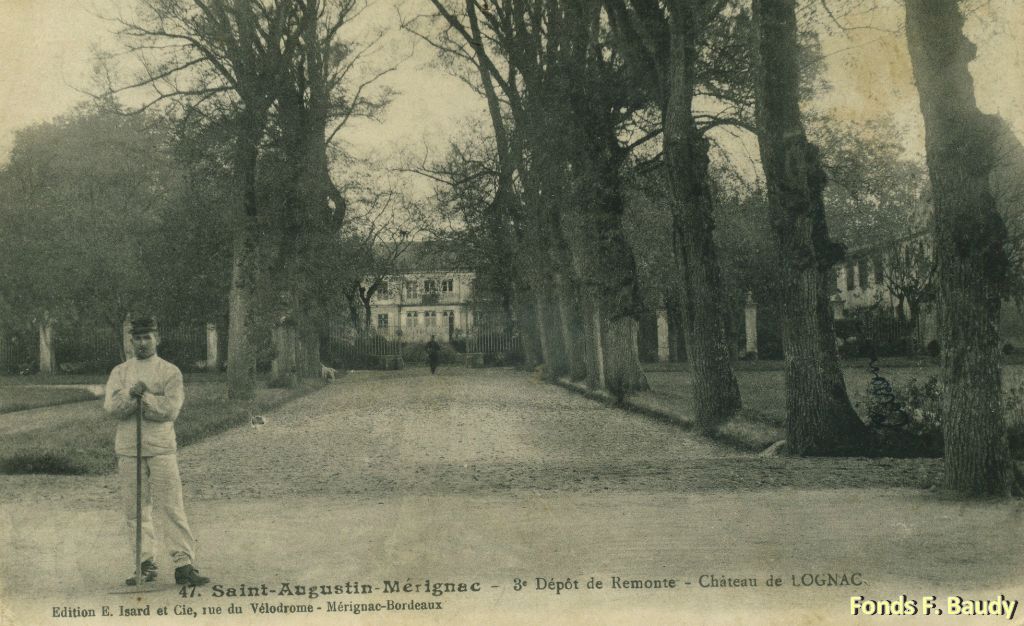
[{"xmin": 389, "ymin": 241, "xmax": 467, "ymax": 273}]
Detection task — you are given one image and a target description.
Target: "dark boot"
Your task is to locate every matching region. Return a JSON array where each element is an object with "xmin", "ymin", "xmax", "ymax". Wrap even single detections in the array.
[
  {"xmin": 174, "ymin": 564, "xmax": 210, "ymax": 586},
  {"xmin": 125, "ymin": 559, "xmax": 157, "ymax": 586}
]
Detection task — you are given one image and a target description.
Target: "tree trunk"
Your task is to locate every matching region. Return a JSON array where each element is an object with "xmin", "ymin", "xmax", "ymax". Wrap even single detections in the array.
[
  {"xmin": 579, "ymin": 290, "xmax": 604, "ymax": 390},
  {"xmin": 271, "ymin": 320, "xmax": 298, "ymax": 388},
  {"xmin": 225, "ymin": 98, "xmax": 268, "ymax": 402},
  {"xmin": 559, "ymin": 115, "xmax": 649, "ymax": 397},
  {"xmin": 553, "ymin": 272, "xmax": 587, "ymax": 381},
  {"xmin": 753, "ymin": 0, "xmax": 871, "ymax": 455},
  {"xmin": 514, "ymin": 287, "xmax": 542, "ymax": 369},
  {"xmin": 226, "ymin": 228, "xmax": 258, "ymax": 401},
  {"xmin": 666, "ymin": 292, "xmax": 684, "ymax": 362},
  {"xmin": 271, "ymin": 9, "xmax": 343, "ymax": 383},
  {"xmin": 299, "ymin": 329, "xmax": 321, "ymax": 377},
  {"xmin": 601, "ymin": 311, "xmax": 649, "ymax": 399},
  {"xmin": 905, "ymin": 0, "xmax": 1012, "ymax": 497},
  {"xmin": 534, "ymin": 277, "xmax": 568, "ymax": 380},
  {"xmin": 908, "ymin": 299, "xmax": 922, "ymax": 353},
  {"xmin": 662, "ymin": 3, "xmax": 742, "ymax": 432},
  {"xmin": 585, "ymin": 293, "xmax": 606, "ymax": 390},
  {"xmin": 345, "ymin": 293, "xmax": 361, "ymax": 330},
  {"xmin": 533, "ymin": 291, "xmax": 552, "ymax": 372}
]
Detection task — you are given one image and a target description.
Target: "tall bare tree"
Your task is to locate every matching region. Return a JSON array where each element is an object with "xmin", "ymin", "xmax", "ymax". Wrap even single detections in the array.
[
  {"xmin": 412, "ymin": 0, "xmax": 548, "ymax": 371},
  {"xmin": 606, "ymin": 0, "xmax": 746, "ymax": 431},
  {"xmin": 266, "ymin": 0, "xmax": 393, "ymax": 383},
  {"xmin": 110, "ymin": 0, "xmax": 391, "ymax": 392},
  {"xmin": 421, "ymin": 0, "xmax": 646, "ymax": 391},
  {"xmin": 904, "ymin": 0, "xmax": 1015, "ymax": 496},
  {"xmin": 752, "ymin": 0, "xmax": 871, "ymax": 455},
  {"xmin": 111, "ymin": 0, "xmax": 297, "ymax": 399},
  {"xmin": 450, "ymin": 0, "xmax": 649, "ymax": 395}
]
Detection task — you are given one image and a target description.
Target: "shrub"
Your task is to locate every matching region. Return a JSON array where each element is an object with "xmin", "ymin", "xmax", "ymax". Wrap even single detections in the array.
[
  {"xmin": 1001, "ymin": 383, "xmax": 1024, "ymax": 460},
  {"xmin": 858, "ymin": 363, "xmax": 943, "ymax": 457},
  {"xmin": 158, "ymin": 335, "xmax": 207, "ymax": 373},
  {"xmin": 402, "ymin": 341, "xmax": 461, "ymax": 365},
  {"xmin": 859, "ymin": 366, "xmax": 1024, "ymax": 460},
  {"xmin": 0, "ymin": 387, "xmax": 99, "ymax": 414},
  {"xmin": 0, "ymin": 450, "xmax": 92, "ymax": 475},
  {"xmin": 484, "ymin": 350, "xmax": 523, "ymax": 367}
]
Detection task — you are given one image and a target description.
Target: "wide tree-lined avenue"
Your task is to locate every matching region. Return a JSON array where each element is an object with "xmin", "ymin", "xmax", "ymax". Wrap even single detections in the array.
[{"xmin": 2, "ymin": 369, "xmax": 1020, "ymax": 624}]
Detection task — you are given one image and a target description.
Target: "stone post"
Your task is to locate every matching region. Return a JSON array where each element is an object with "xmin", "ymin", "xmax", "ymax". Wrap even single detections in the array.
[
  {"xmin": 122, "ymin": 317, "xmax": 133, "ymax": 361},
  {"xmin": 656, "ymin": 308, "xmax": 670, "ymax": 362},
  {"xmin": 593, "ymin": 307, "xmax": 606, "ymax": 390},
  {"xmin": 271, "ymin": 318, "xmax": 298, "ymax": 387},
  {"xmin": 830, "ymin": 294, "xmax": 845, "ymax": 320},
  {"xmin": 206, "ymin": 323, "xmax": 219, "ymax": 371},
  {"xmin": 38, "ymin": 318, "xmax": 55, "ymax": 374},
  {"xmin": 744, "ymin": 292, "xmax": 758, "ymax": 358}
]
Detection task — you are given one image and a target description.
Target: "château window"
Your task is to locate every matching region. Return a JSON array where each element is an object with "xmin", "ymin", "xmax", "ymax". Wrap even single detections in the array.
[
  {"xmin": 377, "ymin": 314, "xmax": 388, "ymax": 329},
  {"xmin": 441, "ymin": 279, "xmax": 454, "ymax": 293},
  {"xmin": 424, "ymin": 279, "xmax": 438, "ymax": 294},
  {"xmin": 405, "ymin": 281, "xmax": 418, "ymax": 298}
]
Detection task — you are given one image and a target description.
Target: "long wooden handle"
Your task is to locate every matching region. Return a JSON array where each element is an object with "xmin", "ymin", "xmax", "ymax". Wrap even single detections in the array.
[{"xmin": 135, "ymin": 396, "xmax": 143, "ymax": 586}]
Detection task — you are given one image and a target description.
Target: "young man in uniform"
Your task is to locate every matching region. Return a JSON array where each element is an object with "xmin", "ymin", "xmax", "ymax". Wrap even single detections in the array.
[{"xmin": 103, "ymin": 316, "xmax": 210, "ymax": 587}]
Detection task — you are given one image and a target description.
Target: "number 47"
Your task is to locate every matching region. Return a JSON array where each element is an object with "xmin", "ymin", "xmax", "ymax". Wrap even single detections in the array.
[{"xmin": 179, "ymin": 584, "xmax": 198, "ymax": 598}]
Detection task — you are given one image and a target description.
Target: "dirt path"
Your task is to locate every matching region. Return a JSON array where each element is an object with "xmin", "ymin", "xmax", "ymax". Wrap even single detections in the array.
[{"xmin": 1, "ymin": 368, "xmax": 1021, "ymax": 625}]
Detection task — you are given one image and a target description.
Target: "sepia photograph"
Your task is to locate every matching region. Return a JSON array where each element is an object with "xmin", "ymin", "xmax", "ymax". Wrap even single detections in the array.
[{"xmin": 1, "ymin": 0, "xmax": 1023, "ymax": 624}]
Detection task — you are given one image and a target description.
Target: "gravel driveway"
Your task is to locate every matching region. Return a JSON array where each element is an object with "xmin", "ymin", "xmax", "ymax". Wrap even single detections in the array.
[
  {"xmin": 170, "ymin": 367, "xmax": 938, "ymax": 499},
  {"xmin": 3, "ymin": 367, "xmax": 1019, "ymax": 626}
]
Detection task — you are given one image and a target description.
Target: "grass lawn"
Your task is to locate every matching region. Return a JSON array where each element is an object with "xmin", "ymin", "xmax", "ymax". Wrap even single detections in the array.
[
  {"xmin": 644, "ymin": 361, "xmax": 1024, "ymax": 453},
  {"xmin": 0, "ymin": 371, "xmax": 229, "ymax": 386},
  {"xmin": 0, "ymin": 380, "xmax": 323, "ymax": 475},
  {"xmin": 0, "ymin": 386, "xmax": 100, "ymax": 414}
]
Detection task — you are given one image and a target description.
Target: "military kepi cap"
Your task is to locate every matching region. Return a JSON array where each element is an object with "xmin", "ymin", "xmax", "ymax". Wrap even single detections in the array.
[{"xmin": 130, "ymin": 316, "xmax": 159, "ymax": 335}]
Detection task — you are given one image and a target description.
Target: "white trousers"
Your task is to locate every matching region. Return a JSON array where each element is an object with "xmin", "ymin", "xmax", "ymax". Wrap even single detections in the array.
[{"xmin": 117, "ymin": 454, "xmax": 196, "ymax": 568}]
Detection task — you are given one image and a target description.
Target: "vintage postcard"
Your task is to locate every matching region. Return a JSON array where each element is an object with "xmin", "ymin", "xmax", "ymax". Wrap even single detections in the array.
[{"xmin": 1, "ymin": 1, "xmax": 1023, "ymax": 625}]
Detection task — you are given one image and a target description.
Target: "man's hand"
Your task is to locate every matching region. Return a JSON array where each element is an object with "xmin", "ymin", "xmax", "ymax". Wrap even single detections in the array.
[{"xmin": 129, "ymin": 381, "xmax": 148, "ymax": 399}]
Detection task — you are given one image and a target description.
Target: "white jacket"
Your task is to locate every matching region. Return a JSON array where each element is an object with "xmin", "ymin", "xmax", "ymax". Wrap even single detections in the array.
[{"xmin": 104, "ymin": 356, "xmax": 184, "ymax": 456}]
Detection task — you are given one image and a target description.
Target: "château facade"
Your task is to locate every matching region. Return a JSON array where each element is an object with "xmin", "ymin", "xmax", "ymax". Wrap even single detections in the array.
[{"xmin": 364, "ymin": 270, "xmax": 476, "ymax": 341}]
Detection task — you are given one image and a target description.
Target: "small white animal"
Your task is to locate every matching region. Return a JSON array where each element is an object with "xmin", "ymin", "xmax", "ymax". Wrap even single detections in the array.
[
  {"xmin": 321, "ymin": 363, "xmax": 337, "ymax": 381},
  {"xmin": 250, "ymin": 414, "xmax": 267, "ymax": 429}
]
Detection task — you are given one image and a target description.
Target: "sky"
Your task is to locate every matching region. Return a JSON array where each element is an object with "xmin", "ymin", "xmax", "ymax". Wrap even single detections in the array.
[
  {"xmin": 2, "ymin": 1, "xmax": 1024, "ymax": 181},
  {"xmin": 0, "ymin": 0, "xmax": 488, "ymax": 172},
  {"xmin": 806, "ymin": 0, "xmax": 1024, "ymax": 155}
]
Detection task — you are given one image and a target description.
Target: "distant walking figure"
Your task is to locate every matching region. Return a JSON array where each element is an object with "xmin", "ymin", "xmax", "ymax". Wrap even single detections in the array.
[{"xmin": 426, "ymin": 335, "xmax": 441, "ymax": 375}]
